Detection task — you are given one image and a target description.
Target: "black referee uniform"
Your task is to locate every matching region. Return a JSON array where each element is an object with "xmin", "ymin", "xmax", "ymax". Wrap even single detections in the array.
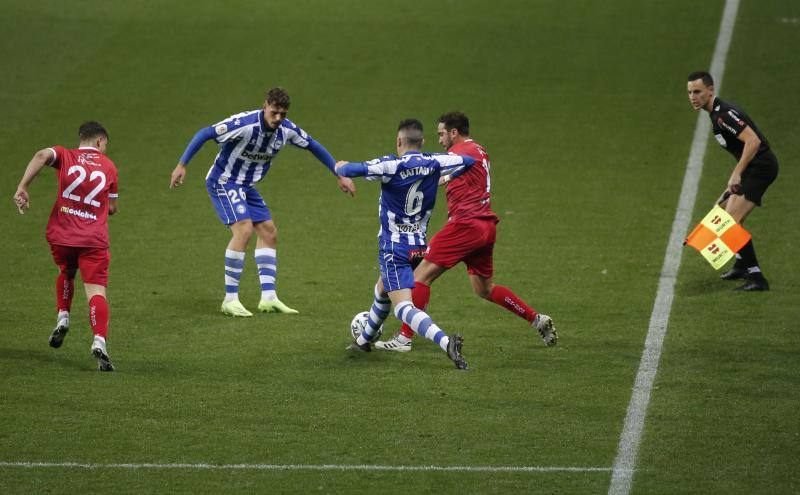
[{"xmin": 710, "ymin": 96, "xmax": 778, "ymax": 290}]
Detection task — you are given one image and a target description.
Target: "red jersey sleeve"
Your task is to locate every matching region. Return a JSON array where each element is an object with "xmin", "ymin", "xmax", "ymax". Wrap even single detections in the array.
[
  {"xmin": 108, "ymin": 167, "xmax": 119, "ymax": 199},
  {"xmin": 48, "ymin": 146, "xmax": 67, "ymax": 169}
]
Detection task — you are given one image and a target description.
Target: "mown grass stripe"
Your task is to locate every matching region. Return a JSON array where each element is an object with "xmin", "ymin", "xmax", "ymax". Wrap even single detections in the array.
[{"xmin": 0, "ymin": 461, "xmax": 614, "ymax": 473}]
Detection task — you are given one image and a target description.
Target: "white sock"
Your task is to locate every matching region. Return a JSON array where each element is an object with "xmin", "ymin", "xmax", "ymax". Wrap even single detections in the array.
[{"xmin": 57, "ymin": 310, "xmax": 69, "ymax": 324}]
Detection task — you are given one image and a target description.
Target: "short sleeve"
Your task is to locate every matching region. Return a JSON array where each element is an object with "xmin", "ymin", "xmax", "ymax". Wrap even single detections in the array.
[
  {"xmin": 108, "ymin": 169, "xmax": 119, "ymax": 199},
  {"xmin": 48, "ymin": 146, "xmax": 65, "ymax": 169},
  {"xmin": 717, "ymin": 109, "xmax": 747, "ymax": 137}
]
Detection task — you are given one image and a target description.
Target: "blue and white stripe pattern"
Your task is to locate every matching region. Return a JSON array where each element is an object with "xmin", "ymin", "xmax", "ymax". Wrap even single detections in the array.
[
  {"xmin": 363, "ymin": 151, "xmax": 473, "ymax": 246},
  {"xmin": 364, "ymin": 283, "xmax": 391, "ymax": 340},
  {"xmin": 205, "ymin": 110, "xmax": 312, "ymax": 187},
  {"xmin": 224, "ymin": 249, "xmax": 246, "ymax": 296},
  {"xmin": 255, "ymin": 247, "xmax": 277, "ymax": 300},
  {"xmin": 394, "ymin": 301, "xmax": 449, "ymax": 351}
]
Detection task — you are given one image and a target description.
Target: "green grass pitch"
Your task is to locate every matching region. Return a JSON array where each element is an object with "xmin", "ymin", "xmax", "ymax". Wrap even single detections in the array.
[{"xmin": 1, "ymin": 1, "xmax": 798, "ymax": 493}]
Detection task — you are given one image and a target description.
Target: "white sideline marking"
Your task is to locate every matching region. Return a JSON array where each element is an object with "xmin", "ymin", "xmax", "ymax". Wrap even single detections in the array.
[
  {"xmin": 607, "ymin": 1, "xmax": 741, "ymax": 494},
  {"xmin": 0, "ymin": 461, "xmax": 612, "ymax": 473}
]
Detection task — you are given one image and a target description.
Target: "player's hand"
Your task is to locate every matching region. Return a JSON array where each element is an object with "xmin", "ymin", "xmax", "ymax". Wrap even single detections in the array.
[
  {"xmin": 438, "ymin": 175, "xmax": 451, "ymax": 187},
  {"xmin": 338, "ymin": 176, "xmax": 356, "ymax": 197},
  {"xmin": 727, "ymin": 172, "xmax": 742, "ymax": 194},
  {"xmin": 13, "ymin": 188, "xmax": 29, "ymax": 214},
  {"xmin": 170, "ymin": 163, "xmax": 187, "ymax": 188}
]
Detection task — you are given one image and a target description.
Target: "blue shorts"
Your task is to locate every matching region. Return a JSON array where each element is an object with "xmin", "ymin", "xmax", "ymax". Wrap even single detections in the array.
[
  {"xmin": 378, "ymin": 239, "xmax": 426, "ymax": 292},
  {"xmin": 206, "ymin": 180, "xmax": 272, "ymax": 225}
]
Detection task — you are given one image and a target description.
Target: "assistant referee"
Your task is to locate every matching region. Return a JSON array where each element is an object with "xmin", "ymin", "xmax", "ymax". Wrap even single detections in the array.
[{"xmin": 687, "ymin": 71, "xmax": 778, "ymax": 291}]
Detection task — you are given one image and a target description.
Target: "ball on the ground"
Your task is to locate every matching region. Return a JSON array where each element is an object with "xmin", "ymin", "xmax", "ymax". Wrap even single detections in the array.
[{"xmin": 350, "ymin": 311, "xmax": 383, "ymax": 341}]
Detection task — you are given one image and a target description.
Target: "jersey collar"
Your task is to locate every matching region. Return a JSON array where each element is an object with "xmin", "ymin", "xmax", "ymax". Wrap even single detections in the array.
[{"xmin": 78, "ymin": 146, "xmax": 100, "ymax": 151}]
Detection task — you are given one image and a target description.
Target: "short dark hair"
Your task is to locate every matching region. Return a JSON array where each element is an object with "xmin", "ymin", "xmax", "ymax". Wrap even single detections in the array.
[
  {"xmin": 266, "ymin": 87, "xmax": 291, "ymax": 108},
  {"xmin": 78, "ymin": 121, "xmax": 108, "ymax": 141},
  {"xmin": 688, "ymin": 71, "xmax": 714, "ymax": 87},
  {"xmin": 398, "ymin": 118, "xmax": 424, "ymax": 148},
  {"xmin": 438, "ymin": 111, "xmax": 470, "ymax": 136}
]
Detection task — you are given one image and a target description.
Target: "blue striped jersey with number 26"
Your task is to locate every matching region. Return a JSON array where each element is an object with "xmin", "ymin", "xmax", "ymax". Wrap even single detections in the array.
[{"xmin": 205, "ymin": 109, "xmax": 313, "ymax": 187}]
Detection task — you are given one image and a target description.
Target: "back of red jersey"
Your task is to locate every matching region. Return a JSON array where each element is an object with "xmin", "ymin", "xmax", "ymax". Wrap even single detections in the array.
[
  {"xmin": 445, "ymin": 139, "xmax": 498, "ymax": 222},
  {"xmin": 45, "ymin": 146, "xmax": 118, "ymax": 249}
]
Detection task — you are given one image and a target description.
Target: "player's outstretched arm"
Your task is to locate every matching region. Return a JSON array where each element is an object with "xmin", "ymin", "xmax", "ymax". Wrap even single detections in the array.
[
  {"xmin": 171, "ymin": 127, "xmax": 216, "ymax": 188},
  {"xmin": 14, "ymin": 148, "xmax": 54, "ymax": 214},
  {"xmin": 438, "ymin": 154, "xmax": 476, "ymax": 181},
  {"xmin": 308, "ymin": 140, "xmax": 356, "ymax": 197},
  {"xmin": 335, "ymin": 160, "xmax": 368, "ymax": 178}
]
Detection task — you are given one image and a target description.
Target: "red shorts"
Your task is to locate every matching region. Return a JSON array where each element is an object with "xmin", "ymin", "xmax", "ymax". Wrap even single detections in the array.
[
  {"xmin": 50, "ymin": 244, "xmax": 110, "ymax": 287},
  {"xmin": 425, "ymin": 217, "xmax": 496, "ymax": 278}
]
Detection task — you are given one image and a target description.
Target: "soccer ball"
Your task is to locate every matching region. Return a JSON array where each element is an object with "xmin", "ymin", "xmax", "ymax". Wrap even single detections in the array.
[{"xmin": 350, "ymin": 311, "xmax": 383, "ymax": 341}]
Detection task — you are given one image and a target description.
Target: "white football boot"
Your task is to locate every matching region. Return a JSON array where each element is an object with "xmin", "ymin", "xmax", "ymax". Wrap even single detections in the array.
[
  {"xmin": 374, "ymin": 333, "xmax": 413, "ymax": 353},
  {"xmin": 533, "ymin": 314, "xmax": 558, "ymax": 347},
  {"xmin": 91, "ymin": 336, "xmax": 115, "ymax": 372}
]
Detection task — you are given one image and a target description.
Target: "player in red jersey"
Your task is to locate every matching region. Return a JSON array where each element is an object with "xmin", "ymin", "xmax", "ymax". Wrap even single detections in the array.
[
  {"xmin": 13, "ymin": 122, "xmax": 119, "ymax": 371},
  {"xmin": 375, "ymin": 112, "xmax": 557, "ymax": 352}
]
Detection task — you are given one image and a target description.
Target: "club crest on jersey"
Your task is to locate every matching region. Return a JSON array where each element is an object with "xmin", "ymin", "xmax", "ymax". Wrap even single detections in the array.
[
  {"xmin": 215, "ymin": 124, "xmax": 228, "ymax": 135},
  {"xmin": 77, "ymin": 153, "xmax": 100, "ymax": 167},
  {"xmin": 236, "ymin": 204, "xmax": 246, "ymax": 214}
]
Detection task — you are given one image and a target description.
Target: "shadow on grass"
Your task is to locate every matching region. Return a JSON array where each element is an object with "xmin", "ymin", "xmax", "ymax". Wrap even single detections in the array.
[{"xmin": 0, "ymin": 347, "xmax": 90, "ymax": 372}]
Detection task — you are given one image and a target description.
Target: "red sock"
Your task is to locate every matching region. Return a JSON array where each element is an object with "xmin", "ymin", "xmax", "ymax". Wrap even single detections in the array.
[
  {"xmin": 400, "ymin": 282, "xmax": 430, "ymax": 339},
  {"xmin": 490, "ymin": 285, "xmax": 538, "ymax": 323},
  {"xmin": 89, "ymin": 295, "xmax": 109, "ymax": 339},
  {"xmin": 56, "ymin": 273, "xmax": 75, "ymax": 313}
]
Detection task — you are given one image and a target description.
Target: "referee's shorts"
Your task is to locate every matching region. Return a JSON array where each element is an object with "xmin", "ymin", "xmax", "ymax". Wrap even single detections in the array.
[{"xmin": 718, "ymin": 149, "xmax": 778, "ymax": 207}]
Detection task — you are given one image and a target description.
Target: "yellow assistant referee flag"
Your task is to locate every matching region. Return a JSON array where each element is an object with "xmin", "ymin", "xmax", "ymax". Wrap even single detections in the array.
[{"xmin": 685, "ymin": 205, "xmax": 751, "ymax": 270}]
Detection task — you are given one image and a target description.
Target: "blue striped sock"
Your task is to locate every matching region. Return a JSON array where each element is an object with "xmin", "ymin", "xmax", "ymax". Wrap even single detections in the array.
[
  {"xmin": 224, "ymin": 249, "xmax": 245, "ymax": 302},
  {"xmin": 255, "ymin": 247, "xmax": 277, "ymax": 301},
  {"xmin": 358, "ymin": 284, "xmax": 391, "ymax": 344},
  {"xmin": 394, "ymin": 301, "xmax": 449, "ymax": 351}
]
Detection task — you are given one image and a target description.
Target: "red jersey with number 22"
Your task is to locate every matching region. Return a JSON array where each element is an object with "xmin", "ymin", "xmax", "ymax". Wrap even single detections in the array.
[
  {"xmin": 46, "ymin": 146, "xmax": 118, "ymax": 249},
  {"xmin": 445, "ymin": 139, "xmax": 498, "ymax": 222}
]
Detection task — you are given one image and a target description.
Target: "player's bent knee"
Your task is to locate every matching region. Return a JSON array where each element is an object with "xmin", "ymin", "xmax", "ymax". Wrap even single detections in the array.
[
  {"xmin": 230, "ymin": 221, "xmax": 255, "ymax": 239},
  {"xmin": 474, "ymin": 286, "xmax": 492, "ymax": 300},
  {"xmin": 471, "ymin": 280, "xmax": 494, "ymax": 300},
  {"xmin": 84, "ymin": 283, "xmax": 106, "ymax": 299}
]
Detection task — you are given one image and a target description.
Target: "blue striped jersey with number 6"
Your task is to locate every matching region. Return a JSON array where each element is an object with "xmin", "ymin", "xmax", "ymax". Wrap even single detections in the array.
[{"xmin": 364, "ymin": 151, "xmax": 474, "ymax": 246}]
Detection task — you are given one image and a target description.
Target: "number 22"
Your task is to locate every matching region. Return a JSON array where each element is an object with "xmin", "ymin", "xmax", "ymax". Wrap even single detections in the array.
[{"xmin": 62, "ymin": 165, "xmax": 107, "ymax": 207}]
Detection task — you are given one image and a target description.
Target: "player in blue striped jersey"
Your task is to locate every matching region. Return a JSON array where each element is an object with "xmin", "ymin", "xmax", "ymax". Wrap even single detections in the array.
[
  {"xmin": 336, "ymin": 119, "xmax": 474, "ymax": 369},
  {"xmin": 170, "ymin": 88, "xmax": 355, "ymax": 317}
]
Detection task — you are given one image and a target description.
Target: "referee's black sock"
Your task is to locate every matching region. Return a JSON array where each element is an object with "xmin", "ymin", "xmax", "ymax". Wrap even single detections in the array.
[{"xmin": 738, "ymin": 240, "xmax": 765, "ymax": 279}]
